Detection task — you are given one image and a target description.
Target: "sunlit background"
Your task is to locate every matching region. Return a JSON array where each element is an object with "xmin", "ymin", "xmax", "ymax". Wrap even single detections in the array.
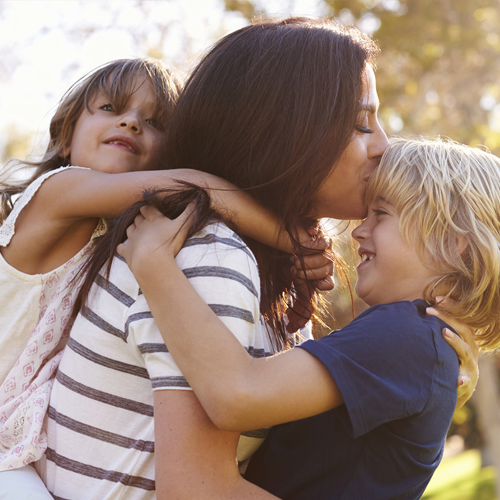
[{"xmin": 1, "ymin": 1, "xmax": 500, "ymax": 498}]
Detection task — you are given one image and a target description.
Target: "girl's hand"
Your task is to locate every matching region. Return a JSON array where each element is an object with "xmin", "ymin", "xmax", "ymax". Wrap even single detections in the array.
[
  {"xmin": 117, "ymin": 205, "xmax": 195, "ymax": 276},
  {"xmin": 287, "ymin": 237, "xmax": 335, "ymax": 332},
  {"xmin": 290, "ymin": 237, "xmax": 335, "ymax": 291},
  {"xmin": 426, "ymin": 297, "xmax": 479, "ymax": 410}
]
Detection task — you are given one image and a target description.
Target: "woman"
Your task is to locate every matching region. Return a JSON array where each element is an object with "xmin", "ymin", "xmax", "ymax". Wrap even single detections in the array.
[{"xmin": 41, "ymin": 18, "xmax": 477, "ymax": 500}]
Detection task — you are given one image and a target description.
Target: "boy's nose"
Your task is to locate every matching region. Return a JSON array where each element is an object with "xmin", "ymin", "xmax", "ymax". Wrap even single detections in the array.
[{"xmin": 351, "ymin": 221, "xmax": 369, "ymax": 242}]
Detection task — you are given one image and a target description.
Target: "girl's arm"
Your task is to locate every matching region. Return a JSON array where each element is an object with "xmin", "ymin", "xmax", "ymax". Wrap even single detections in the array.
[
  {"xmin": 3, "ymin": 167, "xmax": 294, "ymax": 274},
  {"xmin": 118, "ymin": 206, "xmax": 479, "ymax": 432},
  {"xmin": 27, "ymin": 167, "xmax": 293, "ymax": 249}
]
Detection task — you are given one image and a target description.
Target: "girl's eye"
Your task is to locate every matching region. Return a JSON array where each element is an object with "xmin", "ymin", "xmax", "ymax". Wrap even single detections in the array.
[
  {"xmin": 373, "ymin": 208, "xmax": 388, "ymax": 216},
  {"xmin": 146, "ymin": 118, "xmax": 162, "ymax": 130},
  {"xmin": 100, "ymin": 103, "xmax": 115, "ymax": 112}
]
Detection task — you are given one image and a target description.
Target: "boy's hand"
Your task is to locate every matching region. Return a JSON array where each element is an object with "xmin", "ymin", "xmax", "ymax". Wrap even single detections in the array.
[
  {"xmin": 426, "ymin": 296, "xmax": 479, "ymax": 410},
  {"xmin": 117, "ymin": 204, "xmax": 195, "ymax": 276}
]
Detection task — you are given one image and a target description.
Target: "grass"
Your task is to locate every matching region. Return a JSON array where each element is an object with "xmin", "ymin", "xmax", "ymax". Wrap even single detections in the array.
[{"xmin": 422, "ymin": 450, "xmax": 497, "ymax": 500}]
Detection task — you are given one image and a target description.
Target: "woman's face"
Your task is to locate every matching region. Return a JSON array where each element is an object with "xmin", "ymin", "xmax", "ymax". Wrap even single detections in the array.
[{"xmin": 310, "ymin": 66, "xmax": 389, "ymax": 220}]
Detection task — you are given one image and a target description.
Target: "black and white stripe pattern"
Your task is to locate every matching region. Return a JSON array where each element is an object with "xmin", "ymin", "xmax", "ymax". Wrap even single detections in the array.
[{"xmin": 41, "ymin": 223, "xmax": 275, "ymax": 500}]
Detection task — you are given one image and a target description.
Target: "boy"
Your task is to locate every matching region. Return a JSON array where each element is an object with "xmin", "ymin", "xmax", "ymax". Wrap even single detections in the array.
[{"xmin": 117, "ymin": 137, "xmax": 492, "ymax": 499}]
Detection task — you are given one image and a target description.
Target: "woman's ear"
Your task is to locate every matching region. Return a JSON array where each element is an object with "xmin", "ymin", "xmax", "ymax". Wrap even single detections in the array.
[{"xmin": 457, "ymin": 234, "xmax": 469, "ymax": 255}]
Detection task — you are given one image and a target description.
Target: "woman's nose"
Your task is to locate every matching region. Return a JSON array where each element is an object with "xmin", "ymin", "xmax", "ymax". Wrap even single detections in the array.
[{"xmin": 369, "ymin": 122, "xmax": 389, "ymax": 163}]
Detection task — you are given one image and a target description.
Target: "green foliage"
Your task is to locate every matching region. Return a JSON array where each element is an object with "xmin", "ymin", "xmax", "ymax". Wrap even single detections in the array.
[
  {"xmin": 225, "ymin": 0, "xmax": 500, "ymax": 154},
  {"xmin": 325, "ymin": 0, "xmax": 500, "ymax": 154}
]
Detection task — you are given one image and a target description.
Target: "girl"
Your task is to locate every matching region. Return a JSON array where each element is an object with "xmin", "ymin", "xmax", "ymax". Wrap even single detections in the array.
[
  {"xmin": 0, "ymin": 57, "xmax": 320, "ymax": 496},
  {"xmin": 43, "ymin": 19, "xmax": 477, "ymax": 500},
  {"xmin": 119, "ymin": 136, "xmax": 494, "ymax": 499}
]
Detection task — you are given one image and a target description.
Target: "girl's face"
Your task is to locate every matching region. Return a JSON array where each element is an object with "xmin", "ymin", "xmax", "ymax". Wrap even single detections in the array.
[
  {"xmin": 352, "ymin": 197, "xmax": 438, "ymax": 306},
  {"xmin": 66, "ymin": 77, "xmax": 164, "ymax": 174},
  {"xmin": 310, "ymin": 66, "xmax": 389, "ymax": 220}
]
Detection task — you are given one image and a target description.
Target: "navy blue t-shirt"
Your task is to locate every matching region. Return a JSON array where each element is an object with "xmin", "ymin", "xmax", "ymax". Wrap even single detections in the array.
[{"xmin": 245, "ymin": 300, "xmax": 459, "ymax": 500}]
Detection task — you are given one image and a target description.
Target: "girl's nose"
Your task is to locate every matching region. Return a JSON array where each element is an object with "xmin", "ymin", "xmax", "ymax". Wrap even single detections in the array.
[{"xmin": 118, "ymin": 113, "xmax": 141, "ymax": 133}]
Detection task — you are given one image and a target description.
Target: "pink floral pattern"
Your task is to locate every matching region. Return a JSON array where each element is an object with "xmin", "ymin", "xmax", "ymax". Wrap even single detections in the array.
[{"xmin": 0, "ymin": 247, "xmax": 92, "ymax": 471}]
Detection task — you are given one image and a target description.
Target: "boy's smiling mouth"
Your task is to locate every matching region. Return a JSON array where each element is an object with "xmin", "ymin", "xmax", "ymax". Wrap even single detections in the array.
[{"xmin": 360, "ymin": 253, "xmax": 374, "ymax": 262}]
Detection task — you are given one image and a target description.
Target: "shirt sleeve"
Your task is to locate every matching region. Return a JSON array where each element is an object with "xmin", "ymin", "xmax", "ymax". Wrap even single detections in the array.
[
  {"xmin": 299, "ymin": 302, "xmax": 439, "ymax": 438},
  {"xmin": 128, "ymin": 223, "xmax": 263, "ymax": 391}
]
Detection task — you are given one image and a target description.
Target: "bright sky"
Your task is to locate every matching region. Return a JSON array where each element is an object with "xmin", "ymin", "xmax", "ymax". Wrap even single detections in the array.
[{"xmin": 0, "ymin": 0, "xmax": 324, "ymax": 160}]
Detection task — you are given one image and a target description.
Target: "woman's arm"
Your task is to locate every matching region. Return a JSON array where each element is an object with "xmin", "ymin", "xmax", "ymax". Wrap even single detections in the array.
[
  {"xmin": 119, "ymin": 206, "xmax": 342, "ymax": 432},
  {"xmin": 119, "ymin": 206, "xmax": 479, "ymax": 430},
  {"xmin": 154, "ymin": 390, "xmax": 279, "ymax": 499},
  {"xmin": 427, "ymin": 303, "xmax": 479, "ymax": 409}
]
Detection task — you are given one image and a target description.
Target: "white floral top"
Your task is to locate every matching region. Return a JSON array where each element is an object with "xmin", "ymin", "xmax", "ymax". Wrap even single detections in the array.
[{"xmin": 0, "ymin": 166, "xmax": 105, "ymax": 471}]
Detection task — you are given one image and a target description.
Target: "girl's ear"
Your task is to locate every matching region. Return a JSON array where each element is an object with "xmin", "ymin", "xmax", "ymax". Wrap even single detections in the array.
[
  {"xmin": 59, "ymin": 145, "xmax": 70, "ymax": 160},
  {"xmin": 457, "ymin": 234, "xmax": 469, "ymax": 255}
]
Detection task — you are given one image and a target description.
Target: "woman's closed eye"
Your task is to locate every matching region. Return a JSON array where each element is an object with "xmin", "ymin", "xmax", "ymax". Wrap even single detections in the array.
[{"xmin": 355, "ymin": 125, "xmax": 374, "ymax": 134}]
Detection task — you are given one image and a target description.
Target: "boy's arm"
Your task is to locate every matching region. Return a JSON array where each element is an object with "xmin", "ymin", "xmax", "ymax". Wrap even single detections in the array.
[{"xmin": 119, "ymin": 206, "xmax": 343, "ymax": 432}]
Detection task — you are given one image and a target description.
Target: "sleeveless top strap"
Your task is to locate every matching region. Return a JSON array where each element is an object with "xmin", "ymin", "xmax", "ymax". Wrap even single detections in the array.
[{"xmin": 0, "ymin": 166, "xmax": 106, "ymax": 247}]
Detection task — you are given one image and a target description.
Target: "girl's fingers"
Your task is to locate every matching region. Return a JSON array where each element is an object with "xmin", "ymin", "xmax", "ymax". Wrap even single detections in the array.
[
  {"xmin": 292, "ymin": 261, "xmax": 334, "ymax": 281},
  {"xmin": 300, "ymin": 235, "xmax": 333, "ymax": 252},
  {"xmin": 315, "ymin": 276, "xmax": 335, "ymax": 291},
  {"xmin": 139, "ymin": 204, "xmax": 162, "ymax": 220},
  {"xmin": 291, "ymin": 254, "xmax": 333, "ymax": 270}
]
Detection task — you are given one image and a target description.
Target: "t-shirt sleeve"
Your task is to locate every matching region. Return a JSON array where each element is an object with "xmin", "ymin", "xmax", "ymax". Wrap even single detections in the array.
[
  {"xmin": 128, "ymin": 223, "xmax": 262, "ymax": 391},
  {"xmin": 299, "ymin": 302, "xmax": 438, "ymax": 438}
]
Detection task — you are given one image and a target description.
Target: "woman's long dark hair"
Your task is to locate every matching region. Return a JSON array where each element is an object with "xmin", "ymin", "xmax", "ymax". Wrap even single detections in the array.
[
  {"xmin": 165, "ymin": 18, "xmax": 378, "ymax": 347},
  {"xmin": 75, "ymin": 18, "xmax": 378, "ymax": 350},
  {"xmin": 72, "ymin": 184, "xmax": 228, "ymax": 326}
]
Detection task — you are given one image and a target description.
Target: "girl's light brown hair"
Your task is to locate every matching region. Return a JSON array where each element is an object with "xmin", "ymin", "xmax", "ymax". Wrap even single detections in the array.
[
  {"xmin": 367, "ymin": 136, "xmax": 500, "ymax": 351},
  {"xmin": 0, "ymin": 58, "xmax": 182, "ymax": 222}
]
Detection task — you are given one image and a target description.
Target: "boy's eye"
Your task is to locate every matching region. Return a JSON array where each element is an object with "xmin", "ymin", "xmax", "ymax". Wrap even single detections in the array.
[{"xmin": 100, "ymin": 103, "xmax": 115, "ymax": 112}]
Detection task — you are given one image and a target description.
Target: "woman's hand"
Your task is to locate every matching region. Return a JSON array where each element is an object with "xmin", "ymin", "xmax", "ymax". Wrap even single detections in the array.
[
  {"xmin": 117, "ymin": 204, "xmax": 195, "ymax": 277},
  {"xmin": 426, "ymin": 297, "xmax": 479, "ymax": 410}
]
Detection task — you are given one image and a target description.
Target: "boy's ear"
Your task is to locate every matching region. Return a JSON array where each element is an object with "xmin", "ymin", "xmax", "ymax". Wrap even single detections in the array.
[{"xmin": 457, "ymin": 234, "xmax": 469, "ymax": 255}]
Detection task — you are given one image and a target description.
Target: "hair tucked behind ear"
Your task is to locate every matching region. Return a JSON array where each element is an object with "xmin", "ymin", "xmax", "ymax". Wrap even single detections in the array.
[{"xmin": 71, "ymin": 183, "xmax": 229, "ymax": 325}]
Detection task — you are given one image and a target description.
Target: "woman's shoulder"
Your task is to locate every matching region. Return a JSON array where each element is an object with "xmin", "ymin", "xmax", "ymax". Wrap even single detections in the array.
[{"xmin": 180, "ymin": 221, "xmax": 257, "ymax": 265}]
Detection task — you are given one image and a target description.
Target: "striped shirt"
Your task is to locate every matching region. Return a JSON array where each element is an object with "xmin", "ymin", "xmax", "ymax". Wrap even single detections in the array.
[{"xmin": 38, "ymin": 223, "xmax": 274, "ymax": 500}]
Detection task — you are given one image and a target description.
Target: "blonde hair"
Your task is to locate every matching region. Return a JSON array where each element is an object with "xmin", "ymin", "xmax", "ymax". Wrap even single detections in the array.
[
  {"xmin": 366, "ymin": 136, "xmax": 500, "ymax": 351},
  {"xmin": 0, "ymin": 58, "xmax": 182, "ymax": 222}
]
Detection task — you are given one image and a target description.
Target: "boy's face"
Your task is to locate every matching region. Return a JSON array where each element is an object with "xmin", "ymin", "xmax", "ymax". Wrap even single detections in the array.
[
  {"xmin": 352, "ymin": 197, "xmax": 438, "ymax": 306},
  {"xmin": 66, "ymin": 77, "xmax": 164, "ymax": 173}
]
